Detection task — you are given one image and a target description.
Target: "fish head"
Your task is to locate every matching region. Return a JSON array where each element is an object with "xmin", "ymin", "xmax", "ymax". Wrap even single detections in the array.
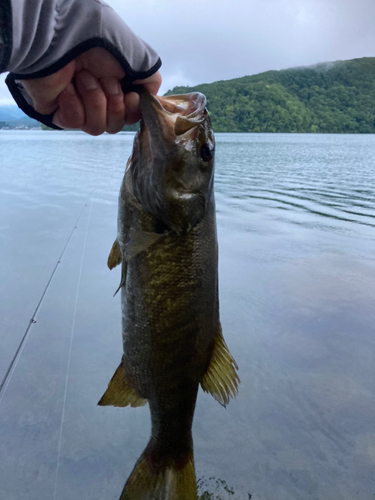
[{"xmin": 130, "ymin": 90, "xmax": 215, "ymax": 234}]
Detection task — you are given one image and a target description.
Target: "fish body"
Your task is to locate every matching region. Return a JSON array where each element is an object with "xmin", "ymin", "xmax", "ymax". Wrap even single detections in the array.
[{"xmin": 99, "ymin": 90, "xmax": 239, "ymax": 500}]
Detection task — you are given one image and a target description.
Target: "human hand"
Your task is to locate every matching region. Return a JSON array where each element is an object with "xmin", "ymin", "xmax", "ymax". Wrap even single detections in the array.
[{"xmin": 21, "ymin": 48, "xmax": 162, "ymax": 135}]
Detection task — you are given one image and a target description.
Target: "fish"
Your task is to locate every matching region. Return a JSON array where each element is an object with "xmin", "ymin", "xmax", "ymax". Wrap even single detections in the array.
[{"xmin": 98, "ymin": 88, "xmax": 240, "ymax": 500}]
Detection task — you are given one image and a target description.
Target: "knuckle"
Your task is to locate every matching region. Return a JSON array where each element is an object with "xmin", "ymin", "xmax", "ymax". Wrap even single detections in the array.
[
  {"xmin": 88, "ymin": 96, "xmax": 106, "ymax": 112},
  {"xmin": 87, "ymin": 99, "xmax": 106, "ymax": 114},
  {"xmin": 108, "ymin": 99, "xmax": 125, "ymax": 116},
  {"xmin": 106, "ymin": 123, "xmax": 124, "ymax": 135},
  {"xmin": 61, "ymin": 110, "xmax": 83, "ymax": 129},
  {"xmin": 83, "ymin": 122, "xmax": 106, "ymax": 136},
  {"xmin": 34, "ymin": 102, "xmax": 57, "ymax": 115}
]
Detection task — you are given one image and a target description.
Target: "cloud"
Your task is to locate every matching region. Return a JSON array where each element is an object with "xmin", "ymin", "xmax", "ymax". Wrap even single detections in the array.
[
  {"xmin": 106, "ymin": 0, "xmax": 375, "ymax": 85},
  {"xmin": 158, "ymin": 69, "xmax": 195, "ymax": 95},
  {"xmin": 1, "ymin": 0, "xmax": 374, "ymax": 105}
]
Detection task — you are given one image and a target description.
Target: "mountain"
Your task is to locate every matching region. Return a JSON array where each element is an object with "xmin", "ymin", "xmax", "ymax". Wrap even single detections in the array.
[
  {"xmin": 0, "ymin": 105, "xmax": 40, "ymax": 128},
  {"xmin": 165, "ymin": 57, "xmax": 375, "ymax": 133},
  {"xmin": 0, "ymin": 105, "xmax": 26, "ymax": 121}
]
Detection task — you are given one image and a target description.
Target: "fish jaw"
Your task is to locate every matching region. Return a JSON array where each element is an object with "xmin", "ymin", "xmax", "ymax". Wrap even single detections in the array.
[
  {"xmin": 139, "ymin": 91, "xmax": 208, "ymax": 141},
  {"xmin": 131, "ymin": 91, "xmax": 216, "ymax": 234}
]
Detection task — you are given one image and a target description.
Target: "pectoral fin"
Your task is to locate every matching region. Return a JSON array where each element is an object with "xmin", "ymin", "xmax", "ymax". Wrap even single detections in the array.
[
  {"xmin": 201, "ymin": 324, "xmax": 240, "ymax": 407},
  {"xmin": 107, "ymin": 239, "xmax": 122, "ymax": 270},
  {"xmin": 98, "ymin": 360, "xmax": 147, "ymax": 408},
  {"xmin": 109, "ymin": 232, "xmax": 165, "ymax": 297},
  {"xmin": 124, "ymin": 230, "xmax": 166, "ymax": 260},
  {"xmin": 113, "ymin": 261, "xmax": 127, "ymax": 297}
]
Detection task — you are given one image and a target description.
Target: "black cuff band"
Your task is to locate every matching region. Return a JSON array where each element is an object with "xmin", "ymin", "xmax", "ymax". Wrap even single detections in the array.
[
  {"xmin": 5, "ymin": 38, "xmax": 162, "ymax": 130},
  {"xmin": 5, "ymin": 75, "xmax": 60, "ymax": 129}
]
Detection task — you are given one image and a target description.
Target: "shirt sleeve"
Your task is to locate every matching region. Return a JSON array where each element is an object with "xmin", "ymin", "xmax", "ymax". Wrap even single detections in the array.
[
  {"xmin": 1, "ymin": 0, "xmax": 161, "ymax": 129},
  {"xmin": 0, "ymin": 0, "xmax": 12, "ymax": 73}
]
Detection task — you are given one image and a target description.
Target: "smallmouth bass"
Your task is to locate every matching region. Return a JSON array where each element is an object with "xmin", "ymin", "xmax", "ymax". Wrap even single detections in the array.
[{"xmin": 99, "ymin": 89, "xmax": 239, "ymax": 500}]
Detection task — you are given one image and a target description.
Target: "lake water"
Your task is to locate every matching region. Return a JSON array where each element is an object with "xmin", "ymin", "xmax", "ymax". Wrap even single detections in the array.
[{"xmin": 0, "ymin": 130, "xmax": 374, "ymax": 500}]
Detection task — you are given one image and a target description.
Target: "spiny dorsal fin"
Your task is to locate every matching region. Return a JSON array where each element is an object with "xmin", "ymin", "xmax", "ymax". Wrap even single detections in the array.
[
  {"xmin": 107, "ymin": 239, "xmax": 122, "ymax": 270},
  {"xmin": 201, "ymin": 324, "xmax": 240, "ymax": 407},
  {"xmin": 98, "ymin": 360, "xmax": 147, "ymax": 408}
]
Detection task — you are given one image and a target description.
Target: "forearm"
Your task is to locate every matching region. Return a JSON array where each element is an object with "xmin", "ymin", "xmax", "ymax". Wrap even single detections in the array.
[
  {"xmin": 1, "ymin": 0, "xmax": 161, "ymax": 78},
  {"xmin": 0, "ymin": 0, "xmax": 12, "ymax": 73},
  {"xmin": 1, "ymin": 0, "xmax": 161, "ymax": 131}
]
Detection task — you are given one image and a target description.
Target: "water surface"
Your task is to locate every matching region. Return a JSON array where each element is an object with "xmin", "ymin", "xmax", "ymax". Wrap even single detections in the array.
[{"xmin": 0, "ymin": 131, "xmax": 374, "ymax": 499}]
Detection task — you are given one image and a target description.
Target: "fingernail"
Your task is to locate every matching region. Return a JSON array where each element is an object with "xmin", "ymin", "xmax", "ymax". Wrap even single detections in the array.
[{"xmin": 79, "ymin": 72, "xmax": 98, "ymax": 91}]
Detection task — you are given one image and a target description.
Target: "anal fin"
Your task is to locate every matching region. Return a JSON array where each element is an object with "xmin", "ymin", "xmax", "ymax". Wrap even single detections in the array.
[
  {"xmin": 201, "ymin": 324, "xmax": 240, "ymax": 407},
  {"xmin": 107, "ymin": 239, "xmax": 122, "ymax": 270},
  {"xmin": 98, "ymin": 360, "xmax": 147, "ymax": 408}
]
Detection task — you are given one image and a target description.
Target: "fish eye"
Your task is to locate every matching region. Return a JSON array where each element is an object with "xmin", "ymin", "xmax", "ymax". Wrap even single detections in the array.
[{"xmin": 200, "ymin": 143, "xmax": 214, "ymax": 162}]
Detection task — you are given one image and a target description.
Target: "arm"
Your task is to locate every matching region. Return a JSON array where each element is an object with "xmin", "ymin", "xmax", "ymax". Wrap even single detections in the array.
[
  {"xmin": 0, "ymin": 1, "xmax": 12, "ymax": 74},
  {"xmin": 0, "ymin": 0, "xmax": 162, "ymax": 134}
]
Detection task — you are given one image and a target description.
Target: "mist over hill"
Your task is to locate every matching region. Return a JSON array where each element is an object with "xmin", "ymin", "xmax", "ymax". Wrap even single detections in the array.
[
  {"xmin": 0, "ymin": 105, "xmax": 26, "ymax": 121},
  {"xmin": 2, "ymin": 57, "xmax": 374, "ymax": 133},
  {"xmin": 0, "ymin": 105, "xmax": 39, "ymax": 129},
  {"xmin": 166, "ymin": 57, "xmax": 375, "ymax": 133}
]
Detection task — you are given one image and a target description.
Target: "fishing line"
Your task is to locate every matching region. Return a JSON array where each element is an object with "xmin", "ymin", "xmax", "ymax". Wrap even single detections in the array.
[
  {"xmin": 0, "ymin": 189, "xmax": 95, "ymax": 402},
  {"xmin": 53, "ymin": 194, "xmax": 94, "ymax": 500}
]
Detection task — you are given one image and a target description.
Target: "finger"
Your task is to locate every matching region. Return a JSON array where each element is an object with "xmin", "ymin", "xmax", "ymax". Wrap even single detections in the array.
[
  {"xmin": 27, "ymin": 87, "xmax": 59, "ymax": 115},
  {"xmin": 123, "ymin": 92, "xmax": 141, "ymax": 125},
  {"xmin": 132, "ymin": 70, "xmax": 162, "ymax": 96},
  {"xmin": 100, "ymin": 77, "xmax": 126, "ymax": 134},
  {"xmin": 75, "ymin": 70, "xmax": 107, "ymax": 136},
  {"xmin": 22, "ymin": 61, "xmax": 76, "ymax": 115},
  {"xmin": 52, "ymin": 83, "xmax": 84, "ymax": 129},
  {"xmin": 78, "ymin": 48, "xmax": 126, "ymax": 80}
]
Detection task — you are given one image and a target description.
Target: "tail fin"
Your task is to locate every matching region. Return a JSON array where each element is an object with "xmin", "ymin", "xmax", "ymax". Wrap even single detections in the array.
[{"xmin": 120, "ymin": 446, "xmax": 197, "ymax": 500}]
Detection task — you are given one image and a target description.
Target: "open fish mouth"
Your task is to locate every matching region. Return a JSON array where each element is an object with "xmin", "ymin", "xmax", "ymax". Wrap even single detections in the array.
[
  {"xmin": 139, "ymin": 90, "xmax": 209, "ymax": 140},
  {"xmin": 121, "ymin": 83, "xmax": 207, "ymax": 127},
  {"xmin": 157, "ymin": 93, "xmax": 206, "ymax": 116}
]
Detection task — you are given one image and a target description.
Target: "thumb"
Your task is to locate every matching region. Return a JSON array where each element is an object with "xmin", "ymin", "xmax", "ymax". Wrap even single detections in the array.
[{"xmin": 21, "ymin": 61, "xmax": 76, "ymax": 115}]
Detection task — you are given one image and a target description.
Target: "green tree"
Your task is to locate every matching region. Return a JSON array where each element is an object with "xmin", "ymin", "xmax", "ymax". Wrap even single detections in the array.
[{"xmin": 165, "ymin": 57, "xmax": 375, "ymax": 133}]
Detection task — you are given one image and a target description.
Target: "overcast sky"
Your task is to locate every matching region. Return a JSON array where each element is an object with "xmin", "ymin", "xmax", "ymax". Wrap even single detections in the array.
[{"xmin": 1, "ymin": 0, "xmax": 375, "ymax": 104}]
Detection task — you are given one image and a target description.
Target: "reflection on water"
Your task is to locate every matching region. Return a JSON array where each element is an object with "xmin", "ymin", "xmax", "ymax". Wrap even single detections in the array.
[
  {"xmin": 198, "ymin": 477, "xmax": 252, "ymax": 499},
  {"xmin": 215, "ymin": 133, "xmax": 375, "ymax": 229},
  {"xmin": 0, "ymin": 131, "xmax": 374, "ymax": 500}
]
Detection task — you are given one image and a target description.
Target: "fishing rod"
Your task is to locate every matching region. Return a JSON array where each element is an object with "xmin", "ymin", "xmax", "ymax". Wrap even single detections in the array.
[{"xmin": 0, "ymin": 189, "xmax": 95, "ymax": 398}]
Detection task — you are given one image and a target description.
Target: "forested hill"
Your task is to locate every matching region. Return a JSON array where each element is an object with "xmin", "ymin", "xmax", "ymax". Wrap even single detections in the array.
[{"xmin": 165, "ymin": 57, "xmax": 375, "ymax": 133}]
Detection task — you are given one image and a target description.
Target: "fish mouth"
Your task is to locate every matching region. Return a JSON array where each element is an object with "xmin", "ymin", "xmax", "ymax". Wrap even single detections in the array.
[
  {"xmin": 128, "ymin": 87, "xmax": 214, "ymax": 235},
  {"xmin": 138, "ymin": 90, "xmax": 208, "ymax": 145},
  {"xmin": 156, "ymin": 93, "xmax": 208, "ymax": 135}
]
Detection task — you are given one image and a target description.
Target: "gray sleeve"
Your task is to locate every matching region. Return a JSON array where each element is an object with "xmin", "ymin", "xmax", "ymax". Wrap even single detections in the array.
[
  {"xmin": 3, "ymin": 0, "xmax": 161, "ymax": 128},
  {"xmin": 0, "ymin": 0, "xmax": 12, "ymax": 73}
]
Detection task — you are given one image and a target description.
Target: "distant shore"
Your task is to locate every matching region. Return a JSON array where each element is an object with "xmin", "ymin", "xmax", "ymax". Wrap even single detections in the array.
[{"xmin": 2, "ymin": 56, "xmax": 375, "ymax": 134}]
